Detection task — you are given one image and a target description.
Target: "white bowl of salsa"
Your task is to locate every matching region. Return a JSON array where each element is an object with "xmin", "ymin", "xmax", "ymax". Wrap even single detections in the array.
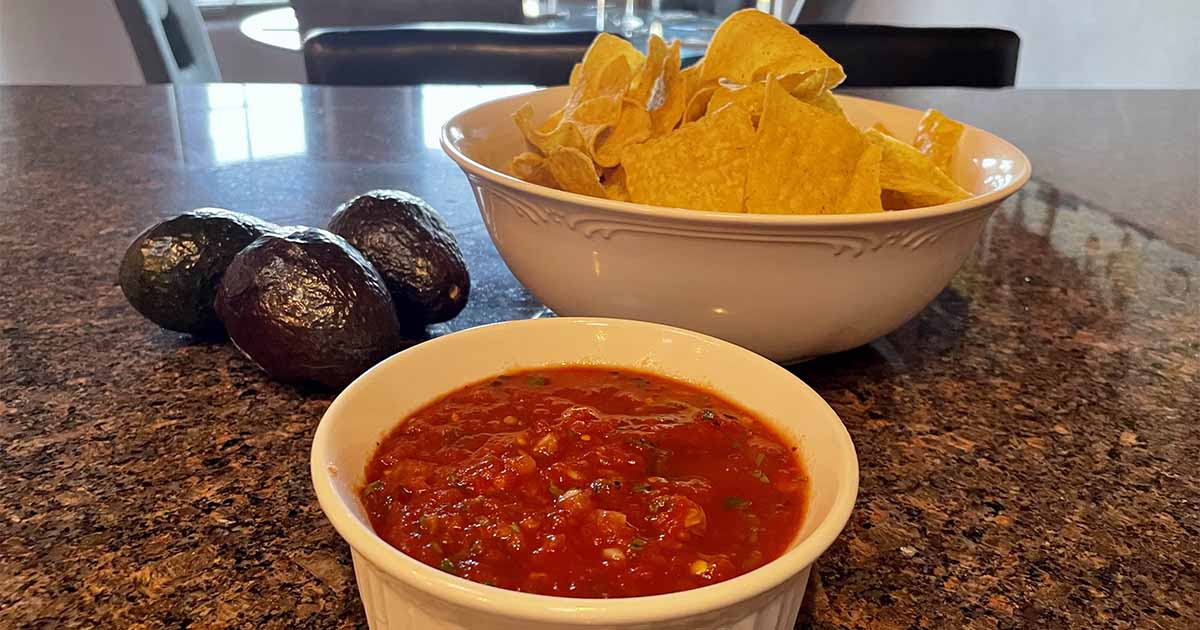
[{"xmin": 311, "ymin": 317, "xmax": 858, "ymax": 629}]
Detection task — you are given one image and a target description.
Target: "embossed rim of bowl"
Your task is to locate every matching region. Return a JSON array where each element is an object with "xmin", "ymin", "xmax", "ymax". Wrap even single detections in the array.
[
  {"xmin": 440, "ymin": 88, "xmax": 1031, "ymax": 227},
  {"xmin": 311, "ymin": 317, "xmax": 859, "ymax": 626}
]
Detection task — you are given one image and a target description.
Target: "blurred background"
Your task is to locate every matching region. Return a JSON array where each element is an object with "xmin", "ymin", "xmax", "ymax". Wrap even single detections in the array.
[{"xmin": 0, "ymin": 0, "xmax": 1196, "ymax": 87}]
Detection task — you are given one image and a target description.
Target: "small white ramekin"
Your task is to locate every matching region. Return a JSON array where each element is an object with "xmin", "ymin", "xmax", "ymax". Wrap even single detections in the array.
[{"xmin": 312, "ymin": 317, "xmax": 858, "ymax": 629}]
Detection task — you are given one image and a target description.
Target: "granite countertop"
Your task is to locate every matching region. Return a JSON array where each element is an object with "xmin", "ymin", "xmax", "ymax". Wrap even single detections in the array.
[{"xmin": 0, "ymin": 85, "xmax": 1196, "ymax": 629}]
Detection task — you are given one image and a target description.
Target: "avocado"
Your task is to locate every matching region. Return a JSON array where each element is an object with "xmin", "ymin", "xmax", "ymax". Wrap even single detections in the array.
[
  {"xmin": 328, "ymin": 190, "xmax": 470, "ymax": 329},
  {"xmin": 214, "ymin": 228, "xmax": 409, "ymax": 389},
  {"xmin": 119, "ymin": 208, "xmax": 278, "ymax": 335}
]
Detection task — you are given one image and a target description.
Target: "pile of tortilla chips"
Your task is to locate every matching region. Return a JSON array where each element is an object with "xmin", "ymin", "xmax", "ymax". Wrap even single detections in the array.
[{"xmin": 508, "ymin": 9, "xmax": 972, "ymax": 214}]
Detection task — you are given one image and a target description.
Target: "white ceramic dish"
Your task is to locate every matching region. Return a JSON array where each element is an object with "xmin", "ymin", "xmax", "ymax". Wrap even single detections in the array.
[
  {"xmin": 312, "ymin": 317, "xmax": 858, "ymax": 630},
  {"xmin": 441, "ymin": 87, "xmax": 1031, "ymax": 363}
]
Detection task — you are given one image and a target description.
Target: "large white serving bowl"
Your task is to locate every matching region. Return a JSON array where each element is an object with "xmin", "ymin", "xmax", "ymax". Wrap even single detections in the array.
[
  {"xmin": 311, "ymin": 317, "xmax": 859, "ymax": 630},
  {"xmin": 441, "ymin": 86, "xmax": 1031, "ymax": 362}
]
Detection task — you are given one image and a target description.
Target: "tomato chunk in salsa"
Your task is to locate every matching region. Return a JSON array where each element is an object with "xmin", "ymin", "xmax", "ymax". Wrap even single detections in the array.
[{"xmin": 362, "ymin": 367, "xmax": 807, "ymax": 598}]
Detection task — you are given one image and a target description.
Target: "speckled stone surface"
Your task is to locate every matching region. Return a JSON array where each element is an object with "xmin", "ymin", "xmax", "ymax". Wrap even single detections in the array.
[{"xmin": 0, "ymin": 86, "xmax": 1196, "ymax": 629}]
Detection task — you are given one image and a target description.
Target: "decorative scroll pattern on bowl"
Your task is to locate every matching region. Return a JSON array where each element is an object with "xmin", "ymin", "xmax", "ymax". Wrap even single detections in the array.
[{"xmin": 471, "ymin": 177, "xmax": 999, "ymax": 258}]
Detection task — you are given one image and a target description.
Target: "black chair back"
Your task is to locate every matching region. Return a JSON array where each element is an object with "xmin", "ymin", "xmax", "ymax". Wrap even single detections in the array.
[
  {"xmin": 794, "ymin": 24, "xmax": 1020, "ymax": 88},
  {"xmin": 304, "ymin": 23, "xmax": 598, "ymax": 86},
  {"xmin": 304, "ymin": 22, "xmax": 1019, "ymax": 88},
  {"xmin": 290, "ymin": 0, "xmax": 525, "ymax": 37}
]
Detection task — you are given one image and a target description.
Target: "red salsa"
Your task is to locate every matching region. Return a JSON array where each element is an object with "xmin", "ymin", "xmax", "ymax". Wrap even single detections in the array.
[{"xmin": 362, "ymin": 367, "xmax": 807, "ymax": 598}]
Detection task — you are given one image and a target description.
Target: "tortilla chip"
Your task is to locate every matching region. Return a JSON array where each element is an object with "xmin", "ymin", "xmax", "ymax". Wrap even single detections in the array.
[
  {"xmin": 602, "ymin": 166, "xmax": 629, "ymax": 201},
  {"xmin": 539, "ymin": 107, "xmax": 564, "ymax": 134},
  {"xmin": 545, "ymin": 147, "xmax": 606, "ymax": 198},
  {"xmin": 578, "ymin": 33, "xmax": 644, "ymax": 93},
  {"xmin": 702, "ymin": 9, "xmax": 844, "ymax": 90},
  {"xmin": 622, "ymin": 104, "xmax": 756, "ymax": 212},
  {"xmin": 807, "ymin": 90, "xmax": 844, "ymax": 117},
  {"xmin": 520, "ymin": 56, "xmax": 632, "ymax": 158},
  {"xmin": 513, "ymin": 102, "xmax": 585, "ymax": 156},
  {"xmin": 594, "ymin": 99, "xmax": 653, "ymax": 168},
  {"xmin": 623, "ymin": 36, "xmax": 687, "ymax": 135},
  {"xmin": 568, "ymin": 62, "xmax": 582, "ymax": 88},
  {"xmin": 629, "ymin": 35, "xmax": 669, "ymax": 107},
  {"xmin": 881, "ymin": 189, "xmax": 914, "ymax": 211},
  {"xmin": 707, "ymin": 75, "xmax": 840, "ymax": 123},
  {"xmin": 509, "ymin": 151, "xmax": 558, "ymax": 189},
  {"xmin": 834, "ymin": 144, "xmax": 883, "ymax": 214},
  {"xmin": 707, "ymin": 80, "xmax": 767, "ymax": 122},
  {"xmin": 745, "ymin": 79, "xmax": 867, "ymax": 214},
  {"xmin": 566, "ymin": 93, "xmax": 625, "ymax": 156},
  {"xmin": 780, "ymin": 71, "xmax": 825, "ymax": 100},
  {"xmin": 913, "ymin": 108, "xmax": 965, "ymax": 173},
  {"xmin": 869, "ymin": 122, "xmax": 894, "ymax": 137},
  {"xmin": 683, "ymin": 84, "xmax": 717, "ymax": 123},
  {"xmin": 647, "ymin": 40, "xmax": 686, "ymax": 135},
  {"xmin": 572, "ymin": 56, "xmax": 634, "ymax": 156},
  {"xmin": 578, "ymin": 54, "xmax": 634, "ymax": 104},
  {"xmin": 776, "ymin": 71, "xmax": 844, "ymax": 117},
  {"xmin": 681, "ymin": 61, "xmax": 705, "ymax": 104},
  {"xmin": 865, "ymin": 129, "xmax": 972, "ymax": 207}
]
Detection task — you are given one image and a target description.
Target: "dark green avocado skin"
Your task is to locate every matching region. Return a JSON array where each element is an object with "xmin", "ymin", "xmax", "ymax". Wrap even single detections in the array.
[
  {"xmin": 328, "ymin": 190, "xmax": 470, "ymax": 329},
  {"xmin": 214, "ymin": 228, "xmax": 409, "ymax": 389},
  {"xmin": 118, "ymin": 208, "xmax": 278, "ymax": 335}
]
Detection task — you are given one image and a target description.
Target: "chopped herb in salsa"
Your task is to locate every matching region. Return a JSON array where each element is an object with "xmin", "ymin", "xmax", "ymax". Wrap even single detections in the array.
[{"xmin": 723, "ymin": 496, "xmax": 752, "ymax": 510}]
